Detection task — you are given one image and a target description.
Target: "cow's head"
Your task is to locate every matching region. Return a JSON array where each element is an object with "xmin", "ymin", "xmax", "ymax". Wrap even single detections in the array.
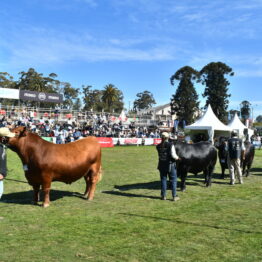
[{"xmin": 0, "ymin": 126, "xmax": 27, "ymax": 145}]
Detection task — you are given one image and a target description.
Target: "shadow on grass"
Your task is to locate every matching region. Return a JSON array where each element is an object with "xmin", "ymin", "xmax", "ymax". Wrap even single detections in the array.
[
  {"xmin": 115, "ymin": 181, "xmax": 160, "ymax": 191},
  {"xmin": 250, "ymin": 168, "xmax": 262, "ymax": 176},
  {"xmin": 114, "ymin": 180, "xmax": 200, "ymax": 191},
  {"xmin": 103, "ymin": 180, "xmax": 200, "ymax": 199},
  {"xmin": 103, "ymin": 190, "xmax": 160, "ymax": 200},
  {"xmin": 120, "ymin": 213, "xmax": 262, "ymax": 235},
  {"xmin": 1, "ymin": 189, "xmax": 85, "ymax": 206}
]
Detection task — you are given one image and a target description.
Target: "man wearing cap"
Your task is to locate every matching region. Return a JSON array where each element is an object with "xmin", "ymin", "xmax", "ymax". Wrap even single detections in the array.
[
  {"xmin": 156, "ymin": 132, "xmax": 180, "ymax": 201},
  {"xmin": 227, "ymin": 130, "xmax": 245, "ymax": 185},
  {"xmin": 0, "ymin": 127, "xmax": 15, "ymax": 199}
]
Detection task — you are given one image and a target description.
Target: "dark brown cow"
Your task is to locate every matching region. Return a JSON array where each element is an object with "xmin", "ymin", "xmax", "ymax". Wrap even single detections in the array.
[{"xmin": 1, "ymin": 126, "xmax": 102, "ymax": 207}]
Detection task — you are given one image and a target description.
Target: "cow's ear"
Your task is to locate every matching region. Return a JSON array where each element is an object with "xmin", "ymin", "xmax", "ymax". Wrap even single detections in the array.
[{"xmin": 19, "ymin": 126, "xmax": 27, "ymax": 137}]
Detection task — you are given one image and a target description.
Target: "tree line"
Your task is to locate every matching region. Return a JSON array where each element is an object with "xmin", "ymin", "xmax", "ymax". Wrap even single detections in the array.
[
  {"xmin": 170, "ymin": 62, "xmax": 259, "ymax": 124},
  {"xmin": 0, "ymin": 68, "xmax": 157, "ymax": 114},
  {"xmin": 0, "ymin": 64, "xmax": 260, "ymax": 123}
]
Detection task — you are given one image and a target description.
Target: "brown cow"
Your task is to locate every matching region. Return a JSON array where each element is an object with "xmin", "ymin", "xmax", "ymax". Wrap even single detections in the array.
[{"xmin": 1, "ymin": 126, "xmax": 102, "ymax": 207}]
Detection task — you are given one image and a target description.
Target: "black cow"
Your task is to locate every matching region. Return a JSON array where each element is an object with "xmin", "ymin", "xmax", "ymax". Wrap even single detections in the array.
[
  {"xmin": 216, "ymin": 137, "xmax": 228, "ymax": 179},
  {"xmin": 217, "ymin": 139, "xmax": 255, "ymax": 178},
  {"xmin": 174, "ymin": 141, "xmax": 217, "ymax": 191}
]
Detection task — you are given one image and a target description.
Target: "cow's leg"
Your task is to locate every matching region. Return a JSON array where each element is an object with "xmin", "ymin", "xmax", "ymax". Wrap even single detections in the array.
[
  {"xmin": 42, "ymin": 180, "xmax": 51, "ymax": 208},
  {"xmin": 83, "ymin": 175, "xmax": 91, "ymax": 199},
  {"xmin": 206, "ymin": 173, "xmax": 211, "ymax": 187},
  {"xmin": 242, "ymin": 162, "xmax": 247, "ymax": 177},
  {"xmin": 86, "ymin": 164, "xmax": 101, "ymax": 200},
  {"xmin": 246, "ymin": 163, "xmax": 252, "ymax": 177},
  {"xmin": 205, "ymin": 166, "xmax": 214, "ymax": 187},
  {"xmin": 180, "ymin": 172, "xmax": 187, "ymax": 192},
  {"xmin": 32, "ymin": 184, "xmax": 40, "ymax": 205}
]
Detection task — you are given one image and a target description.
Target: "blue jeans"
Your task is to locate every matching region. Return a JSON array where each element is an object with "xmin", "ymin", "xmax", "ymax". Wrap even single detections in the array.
[
  {"xmin": 159, "ymin": 163, "xmax": 177, "ymax": 198},
  {"xmin": 0, "ymin": 180, "xmax": 3, "ymax": 199}
]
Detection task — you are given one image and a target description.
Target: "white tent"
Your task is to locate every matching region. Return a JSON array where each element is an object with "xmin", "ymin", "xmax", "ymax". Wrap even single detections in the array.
[
  {"xmin": 184, "ymin": 104, "xmax": 232, "ymax": 142},
  {"xmin": 227, "ymin": 113, "xmax": 254, "ymax": 141}
]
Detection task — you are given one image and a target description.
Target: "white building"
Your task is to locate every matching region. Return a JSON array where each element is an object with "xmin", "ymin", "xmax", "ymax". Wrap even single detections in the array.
[{"xmin": 135, "ymin": 103, "xmax": 176, "ymax": 127}]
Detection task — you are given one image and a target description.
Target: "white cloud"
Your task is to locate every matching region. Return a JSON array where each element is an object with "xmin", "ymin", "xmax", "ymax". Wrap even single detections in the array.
[
  {"xmin": 235, "ymin": 69, "xmax": 262, "ymax": 77},
  {"xmin": 1, "ymin": 27, "xmax": 181, "ymax": 69}
]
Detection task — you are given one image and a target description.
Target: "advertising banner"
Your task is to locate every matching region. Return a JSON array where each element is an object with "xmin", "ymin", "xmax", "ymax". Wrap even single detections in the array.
[
  {"xmin": 153, "ymin": 138, "xmax": 162, "ymax": 145},
  {"xmin": 144, "ymin": 138, "xmax": 154, "ymax": 145},
  {"xmin": 124, "ymin": 138, "xmax": 140, "ymax": 145},
  {"xmin": 20, "ymin": 90, "xmax": 63, "ymax": 103},
  {"xmin": 0, "ymin": 88, "xmax": 19, "ymax": 99},
  {"xmin": 96, "ymin": 137, "xmax": 114, "ymax": 148}
]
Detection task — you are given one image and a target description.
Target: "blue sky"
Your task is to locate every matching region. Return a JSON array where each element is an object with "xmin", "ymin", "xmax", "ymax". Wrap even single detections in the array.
[{"xmin": 1, "ymin": 0, "xmax": 262, "ymax": 118}]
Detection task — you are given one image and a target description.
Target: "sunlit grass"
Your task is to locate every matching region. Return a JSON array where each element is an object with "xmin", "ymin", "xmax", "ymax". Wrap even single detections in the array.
[{"xmin": 1, "ymin": 146, "xmax": 261, "ymax": 262}]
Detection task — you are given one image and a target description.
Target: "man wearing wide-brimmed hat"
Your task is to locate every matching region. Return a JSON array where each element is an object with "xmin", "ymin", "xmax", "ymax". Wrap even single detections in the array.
[
  {"xmin": 0, "ymin": 127, "xmax": 15, "ymax": 199},
  {"xmin": 156, "ymin": 132, "xmax": 180, "ymax": 201}
]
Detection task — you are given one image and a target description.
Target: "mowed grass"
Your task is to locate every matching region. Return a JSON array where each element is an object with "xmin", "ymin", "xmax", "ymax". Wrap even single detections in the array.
[{"xmin": 0, "ymin": 146, "xmax": 261, "ymax": 262}]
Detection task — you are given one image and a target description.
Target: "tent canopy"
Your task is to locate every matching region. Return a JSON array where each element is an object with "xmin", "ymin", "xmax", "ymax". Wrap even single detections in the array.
[
  {"xmin": 228, "ymin": 113, "xmax": 254, "ymax": 140},
  {"xmin": 184, "ymin": 104, "xmax": 232, "ymax": 142}
]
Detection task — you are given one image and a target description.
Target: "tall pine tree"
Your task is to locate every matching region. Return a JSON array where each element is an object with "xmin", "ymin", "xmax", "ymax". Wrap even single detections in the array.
[
  {"xmin": 170, "ymin": 66, "xmax": 199, "ymax": 125},
  {"xmin": 200, "ymin": 62, "xmax": 233, "ymax": 122}
]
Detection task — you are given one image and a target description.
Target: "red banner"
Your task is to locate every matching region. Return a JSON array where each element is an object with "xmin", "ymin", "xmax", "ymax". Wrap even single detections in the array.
[
  {"xmin": 153, "ymin": 138, "xmax": 162, "ymax": 145},
  {"xmin": 96, "ymin": 137, "xmax": 114, "ymax": 148},
  {"xmin": 124, "ymin": 138, "xmax": 138, "ymax": 145}
]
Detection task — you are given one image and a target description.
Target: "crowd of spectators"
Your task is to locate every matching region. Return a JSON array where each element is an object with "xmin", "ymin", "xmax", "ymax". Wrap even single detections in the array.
[{"xmin": 0, "ymin": 112, "xmax": 162, "ymax": 144}]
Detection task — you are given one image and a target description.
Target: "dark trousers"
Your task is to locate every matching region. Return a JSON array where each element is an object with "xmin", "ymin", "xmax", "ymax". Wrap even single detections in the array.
[{"xmin": 159, "ymin": 163, "xmax": 177, "ymax": 198}]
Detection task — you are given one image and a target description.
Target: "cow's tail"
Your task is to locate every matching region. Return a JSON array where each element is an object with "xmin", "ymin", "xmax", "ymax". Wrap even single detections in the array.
[{"xmin": 97, "ymin": 165, "xmax": 103, "ymax": 182}]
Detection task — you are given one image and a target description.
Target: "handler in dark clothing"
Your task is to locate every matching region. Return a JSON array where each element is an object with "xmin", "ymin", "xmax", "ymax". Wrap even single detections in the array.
[
  {"xmin": 227, "ymin": 130, "xmax": 245, "ymax": 185},
  {"xmin": 0, "ymin": 127, "xmax": 15, "ymax": 199},
  {"xmin": 156, "ymin": 132, "xmax": 180, "ymax": 201}
]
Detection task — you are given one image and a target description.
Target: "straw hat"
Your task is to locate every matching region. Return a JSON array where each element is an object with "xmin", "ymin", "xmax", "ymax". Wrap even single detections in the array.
[
  {"xmin": 161, "ymin": 132, "xmax": 169, "ymax": 138},
  {"xmin": 0, "ymin": 127, "xmax": 15, "ymax": 138}
]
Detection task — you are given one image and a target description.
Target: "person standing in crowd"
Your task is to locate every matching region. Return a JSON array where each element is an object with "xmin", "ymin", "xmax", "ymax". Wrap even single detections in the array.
[
  {"xmin": 227, "ymin": 130, "xmax": 245, "ymax": 185},
  {"xmin": 0, "ymin": 127, "xmax": 15, "ymax": 199},
  {"xmin": 156, "ymin": 132, "xmax": 180, "ymax": 201}
]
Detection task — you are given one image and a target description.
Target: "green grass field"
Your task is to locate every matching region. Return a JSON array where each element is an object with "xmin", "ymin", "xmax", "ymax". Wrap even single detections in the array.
[{"xmin": 1, "ymin": 146, "xmax": 261, "ymax": 262}]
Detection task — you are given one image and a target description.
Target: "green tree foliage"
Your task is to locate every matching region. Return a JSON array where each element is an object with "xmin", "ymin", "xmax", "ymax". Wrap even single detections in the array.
[
  {"xmin": 170, "ymin": 66, "xmax": 199, "ymax": 125},
  {"xmin": 0, "ymin": 72, "xmax": 16, "ymax": 88},
  {"xmin": 16, "ymin": 68, "xmax": 61, "ymax": 107},
  {"xmin": 133, "ymin": 90, "xmax": 156, "ymax": 112},
  {"xmin": 200, "ymin": 62, "xmax": 233, "ymax": 122},
  {"xmin": 101, "ymin": 84, "xmax": 124, "ymax": 113},
  {"xmin": 61, "ymin": 82, "xmax": 80, "ymax": 109},
  {"xmin": 240, "ymin": 100, "xmax": 251, "ymax": 121},
  {"xmin": 256, "ymin": 115, "xmax": 262, "ymax": 123},
  {"xmin": 73, "ymin": 98, "xmax": 82, "ymax": 111},
  {"xmin": 82, "ymin": 85, "xmax": 104, "ymax": 112},
  {"xmin": 0, "ymin": 69, "xmax": 126, "ymax": 113}
]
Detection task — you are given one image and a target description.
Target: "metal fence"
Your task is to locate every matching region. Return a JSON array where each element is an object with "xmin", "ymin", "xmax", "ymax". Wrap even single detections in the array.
[{"xmin": 0, "ymin": 105, "xmax": 173, "ymax": 128}]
